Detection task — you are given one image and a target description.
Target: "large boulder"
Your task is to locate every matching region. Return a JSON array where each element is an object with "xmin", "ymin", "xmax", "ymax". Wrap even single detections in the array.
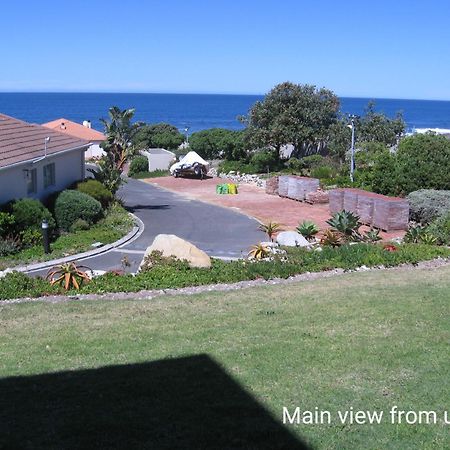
[
  {"xmin": 140, "ymin": 234, "xmax": 211, "ymax": 269},
  {"xmin": 276, "ymin": 231, "xmax": 310, "ymax": 247}
]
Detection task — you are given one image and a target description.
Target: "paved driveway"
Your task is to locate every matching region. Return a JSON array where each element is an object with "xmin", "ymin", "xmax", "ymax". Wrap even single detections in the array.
[{"xmin": 32, "ymin": 178, "xmax": 265, "ymax": 274}]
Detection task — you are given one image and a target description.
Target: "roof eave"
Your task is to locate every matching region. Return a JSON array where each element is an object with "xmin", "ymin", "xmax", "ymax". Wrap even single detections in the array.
[{"xmin": 0, "ymin": 143, "xmax": 90, "ymax": 172}]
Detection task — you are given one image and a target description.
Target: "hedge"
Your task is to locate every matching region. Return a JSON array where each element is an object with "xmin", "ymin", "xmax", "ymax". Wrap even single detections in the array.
[
  {"xmin": 55, "ymin": 190, "xmax": 103, "ymax": 231},
  {"xmin": 407, "ymin": 189, "xmax": 450, "ymax": 224},
  {"xmin": 11, "ymin": 198, "xmax": 55, "ymax": 232},
  {"xmin": 76, "ymin": 179, "xmax": 113, "ymax": 208}
]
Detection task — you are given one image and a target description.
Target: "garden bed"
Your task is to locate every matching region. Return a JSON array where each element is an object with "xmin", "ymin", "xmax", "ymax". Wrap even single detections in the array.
[
  {"xmin": 0, "ymin": 204, "xmax": 133, "ymax": 271},
  {"xmin": 1, "ymin": 243, "xmax": 449, "ymax": 300}
]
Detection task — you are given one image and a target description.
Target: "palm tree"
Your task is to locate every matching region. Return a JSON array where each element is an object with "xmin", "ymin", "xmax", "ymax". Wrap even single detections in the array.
[{"xmin": 100, "ymin": 107, "xmax": 142, "ymax": 172}]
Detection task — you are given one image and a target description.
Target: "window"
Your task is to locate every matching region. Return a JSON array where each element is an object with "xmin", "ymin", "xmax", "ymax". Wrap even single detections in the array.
[
  {"xmin": 26, "ymin": 169, "xmax": 37, "ymax": 194},
  {"xmin": 43, "ymin": 163, "xmax": 55, "ymax": 188}
]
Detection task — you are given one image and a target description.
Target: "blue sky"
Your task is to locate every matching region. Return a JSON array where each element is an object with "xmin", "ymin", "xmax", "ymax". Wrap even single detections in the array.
[{"xmin": 1, "ymin": 0, "xmax": 450, "ymax": 99}]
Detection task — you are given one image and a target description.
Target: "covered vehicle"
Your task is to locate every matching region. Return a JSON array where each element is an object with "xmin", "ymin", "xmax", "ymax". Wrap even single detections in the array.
[{"xmin": 169, "ymin": 151, "xmax": 209, "ymax": 179}]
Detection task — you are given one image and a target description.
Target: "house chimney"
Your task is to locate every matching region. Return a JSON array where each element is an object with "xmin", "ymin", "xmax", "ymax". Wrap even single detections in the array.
[
  {"xmin": 82, "ymin": 120, "xmax": 92, "ymax": 129},
  {"xmin": 60, "ymin": 121, "xmax": 66, "ymax": 130}
]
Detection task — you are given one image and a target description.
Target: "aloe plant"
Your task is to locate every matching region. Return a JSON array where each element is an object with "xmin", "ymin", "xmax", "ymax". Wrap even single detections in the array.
[
  {"xmin": 46, "ymin": 262, "xmax": 91, "ymax": 290},
  {"xmin": 326, "ymin": 210, "xmax": 361, "ymax": 239},
  {"xmin": 364, "ymin": 228, "xmax": 382, "ymax": 243},
  {"xmin": 258, "ymin": 221, "xmax": 282, "ymax": 242},
  {"xmin": 296, "ymin": 221, "xmax": 319, "ymax": 241},
  {"xmin": 320, "ymin": 229, "xmax": 343, "ymax": 247},
  {"xmin": 420, "ymin": 233, "xmax": 438, "ymax": 245},
  {"xmin": 404, "ymin": 225, "xmax": 426, "ymax": 243},
  {"xmin": 248, "ymin": 243, "xmax": 270, "ymax": 260}
]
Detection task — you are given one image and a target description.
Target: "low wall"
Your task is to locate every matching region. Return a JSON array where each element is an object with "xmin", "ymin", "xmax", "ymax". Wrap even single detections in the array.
[{"xmin": 329, "ymin": 188, "xmax": 409, "ymax": 231}]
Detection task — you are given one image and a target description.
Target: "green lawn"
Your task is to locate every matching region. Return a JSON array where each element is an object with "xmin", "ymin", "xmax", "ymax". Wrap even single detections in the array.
[{"xmin": 0, "ymin": 266, "xmax": 449, "ymax": 449}]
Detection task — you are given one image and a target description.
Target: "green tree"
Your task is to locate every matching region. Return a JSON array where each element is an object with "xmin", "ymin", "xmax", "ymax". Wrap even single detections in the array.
[
  {"xmin": 243, "ymin": 82, "xmax": 339, "ymax": 158},
  {"xmin": 327, "ymin": 117, "xmax": 352, "ymax": 164},
  {"xmin": 357, "ymin": 102, "xmax": 405, "ymax": 146},
  {"xmin": 189, "ymin": 128, "xmax": 247, "ymax": 160},
  {"xmin": 134, "ymin": 123, "xmax": 185, "ymax": 150}
]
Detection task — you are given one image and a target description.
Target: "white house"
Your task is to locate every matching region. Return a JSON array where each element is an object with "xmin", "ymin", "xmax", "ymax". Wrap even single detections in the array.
[
  {"xmin": 42, "ymin": 118, "xmax": 106, "ymax": 159},
  {"xmin": 0, "ymin": 113, "xmax": 90, "ymax": 206}
]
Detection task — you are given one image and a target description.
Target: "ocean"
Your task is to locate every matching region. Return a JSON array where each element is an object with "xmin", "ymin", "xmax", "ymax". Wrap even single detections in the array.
[{"xmin": 0, "ymin": 93, "xmax": 449, "ymax": 134}]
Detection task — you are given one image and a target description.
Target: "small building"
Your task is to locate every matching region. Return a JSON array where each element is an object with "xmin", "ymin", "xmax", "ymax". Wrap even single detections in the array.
[
  {"xmin": 42, "ymin": 118, "xmax": 106, "ymax": 159},
  {"xmin": 141, "ymin": 148, "xmax": 176, "ymax": 171},
  {"xmin": 0, "ymin": 113, "xmax": 89, "ymax": 205}
]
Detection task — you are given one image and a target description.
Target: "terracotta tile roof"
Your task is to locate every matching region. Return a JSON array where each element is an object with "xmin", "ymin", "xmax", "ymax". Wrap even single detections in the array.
[
  {"xmin": 0, "ymin": 113, "xmax": 89, "ymax": 169},
  {"xmin": 42, "ymin": 118, "xmax": 106, "ymax": 142}
]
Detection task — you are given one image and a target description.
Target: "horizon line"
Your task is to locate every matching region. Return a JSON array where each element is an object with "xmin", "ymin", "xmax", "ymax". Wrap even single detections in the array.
[{"xmin": 0, "ymin": 91, "xmax": 449, "ymax": 103}]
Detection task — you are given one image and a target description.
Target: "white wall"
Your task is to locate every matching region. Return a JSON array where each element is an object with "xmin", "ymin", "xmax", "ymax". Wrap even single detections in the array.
[
  {"xmin": 0, "ymin": 148, "xmax": 86, "ymax": 205},
  {"xmin": 142, "ymin": 149, "xmax": 176, "ymax": 171},
  {"xmin": 85, "ymin": 143, "xmax": 105, "ymax": 160}
]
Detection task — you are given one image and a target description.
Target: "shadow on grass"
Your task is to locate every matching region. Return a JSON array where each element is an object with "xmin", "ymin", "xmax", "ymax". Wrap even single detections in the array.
[{"xmin": 0, "ymin": 354, "xmax": 309, "ymax": 449}]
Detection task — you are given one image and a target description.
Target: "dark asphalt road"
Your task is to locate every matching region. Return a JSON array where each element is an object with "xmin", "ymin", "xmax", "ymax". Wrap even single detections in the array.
[{"xmin": 32, "ymin": 178, "xmax": 265, "ymax": 274}]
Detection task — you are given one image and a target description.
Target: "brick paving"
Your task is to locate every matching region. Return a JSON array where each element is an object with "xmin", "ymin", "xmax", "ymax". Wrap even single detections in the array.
[{"xmin": 144, "ymin": 176, "xmax": 405, "ymax": 240}]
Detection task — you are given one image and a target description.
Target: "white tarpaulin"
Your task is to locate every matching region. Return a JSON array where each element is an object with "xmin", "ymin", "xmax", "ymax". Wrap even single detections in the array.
[{"xmin": 169, "ymin": 151, "xmax": 209, "ymax": 174}]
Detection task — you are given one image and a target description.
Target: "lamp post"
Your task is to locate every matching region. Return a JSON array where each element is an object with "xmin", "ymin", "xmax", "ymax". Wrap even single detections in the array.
[
  {"xmin": 41, "ymin": 219, "xmax": 50, "ymax": 254},
  {"xmin": 184, "ymin": 127, "xmax": 190, "ymax": 145},
  {"xmin": 349, "ymin": 115, "xmax": 356, "ymax": 183}
]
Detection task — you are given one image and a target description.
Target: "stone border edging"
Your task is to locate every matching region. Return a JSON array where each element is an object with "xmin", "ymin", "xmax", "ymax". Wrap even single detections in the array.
[
  {"xmin": 9, "ymin": 213, "xmax": 144, "ymax": 274},
  {"xmin": 2, "ymin": 257, "xmax": 449, "ymax": 306}
]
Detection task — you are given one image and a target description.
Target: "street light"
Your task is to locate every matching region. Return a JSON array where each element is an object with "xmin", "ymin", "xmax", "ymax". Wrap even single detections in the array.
[
  {"xmin": 41, "ymin": 219, "xmax": 51, "ymax": 254},
  {"xmin": 184, "ymin": 126, "xmax": 190, "ymax": 144},
  {"xmin": 349, "ymin": 115, "xmax": 356, "ymax": 182}
]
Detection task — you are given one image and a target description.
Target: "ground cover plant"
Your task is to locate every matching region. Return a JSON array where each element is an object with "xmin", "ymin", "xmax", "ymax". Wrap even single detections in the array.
[
  {"xmin": 1, "ymin": 243, "xmax": 449, "ymax": 300},
  {"xmin": 0, "ymin": 266, "xmax": 449, "ymax": 449}
]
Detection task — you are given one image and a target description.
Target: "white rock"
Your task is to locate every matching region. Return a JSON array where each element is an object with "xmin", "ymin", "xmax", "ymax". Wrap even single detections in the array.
[
  {"xmin": 0, "ymin": 268, "xmax": 14, "ymax": 278},
  {"xmin": 276, "ymin": 231, "xmax": 311, "ymax": 247},
  {"xmin": 140, "ymin": 234, "xmax": 211, "ymax": 269}
]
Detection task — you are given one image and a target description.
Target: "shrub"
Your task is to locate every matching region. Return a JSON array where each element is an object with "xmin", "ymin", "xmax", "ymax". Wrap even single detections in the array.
[
  {"xmin": 55, "ymin": 190, "xmax": 103, "ymax": 231},
  {"xmin": 218, "ymin": 160, "xmax": 255, "ymax": 174},
  {"xmin": 130, "ymin": 169, "xmax": 170, "ymax": 179},
  {"xmin": 11, "ymin": 198, "xmax": 55, "ymax": 233},
  {"xmin": 396, "ymin": 133, "xmax": 450, "ymax": 194},
  {"xmin": 128, "ymin": 155, "xmax": 149, "ymax": 177},
  {"xmin": 426, "ymin": 212, "xmax": 450, "ymax": 245},
  {"xmin": 76, "ymin": 180, "xmax": 113, "ymax": 208},
  {"xmin": 311, "ymin": 166, "xmax": 334, "ymax": 179},
  {"xmin": 407, "ymin": 189, "xmax": 450, "ymax": 224},
  {"xmin": 250, "ymin": 150, "xmax": 282, "ymax": 173},
  {"xmin": 20, "ymin": 229, "xmax": 42, "ymax": 248},
  {"xmin": 301, "ymin": 154, "xmax": 325, "ymax": 169},
  {"xmin": 0, "ymin": 212, "xmax": 15, "ymax": 237},
  {"xmin": 0, "ymin": 237, "xmax": 21, "ymax": 256},
  {"xmin": 285, "ymin": 158, "xmax": 303, "ymax": 172},
  {"xmin": 70, "ymin": 219, "xmax": 90, "ymax": 232}
]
